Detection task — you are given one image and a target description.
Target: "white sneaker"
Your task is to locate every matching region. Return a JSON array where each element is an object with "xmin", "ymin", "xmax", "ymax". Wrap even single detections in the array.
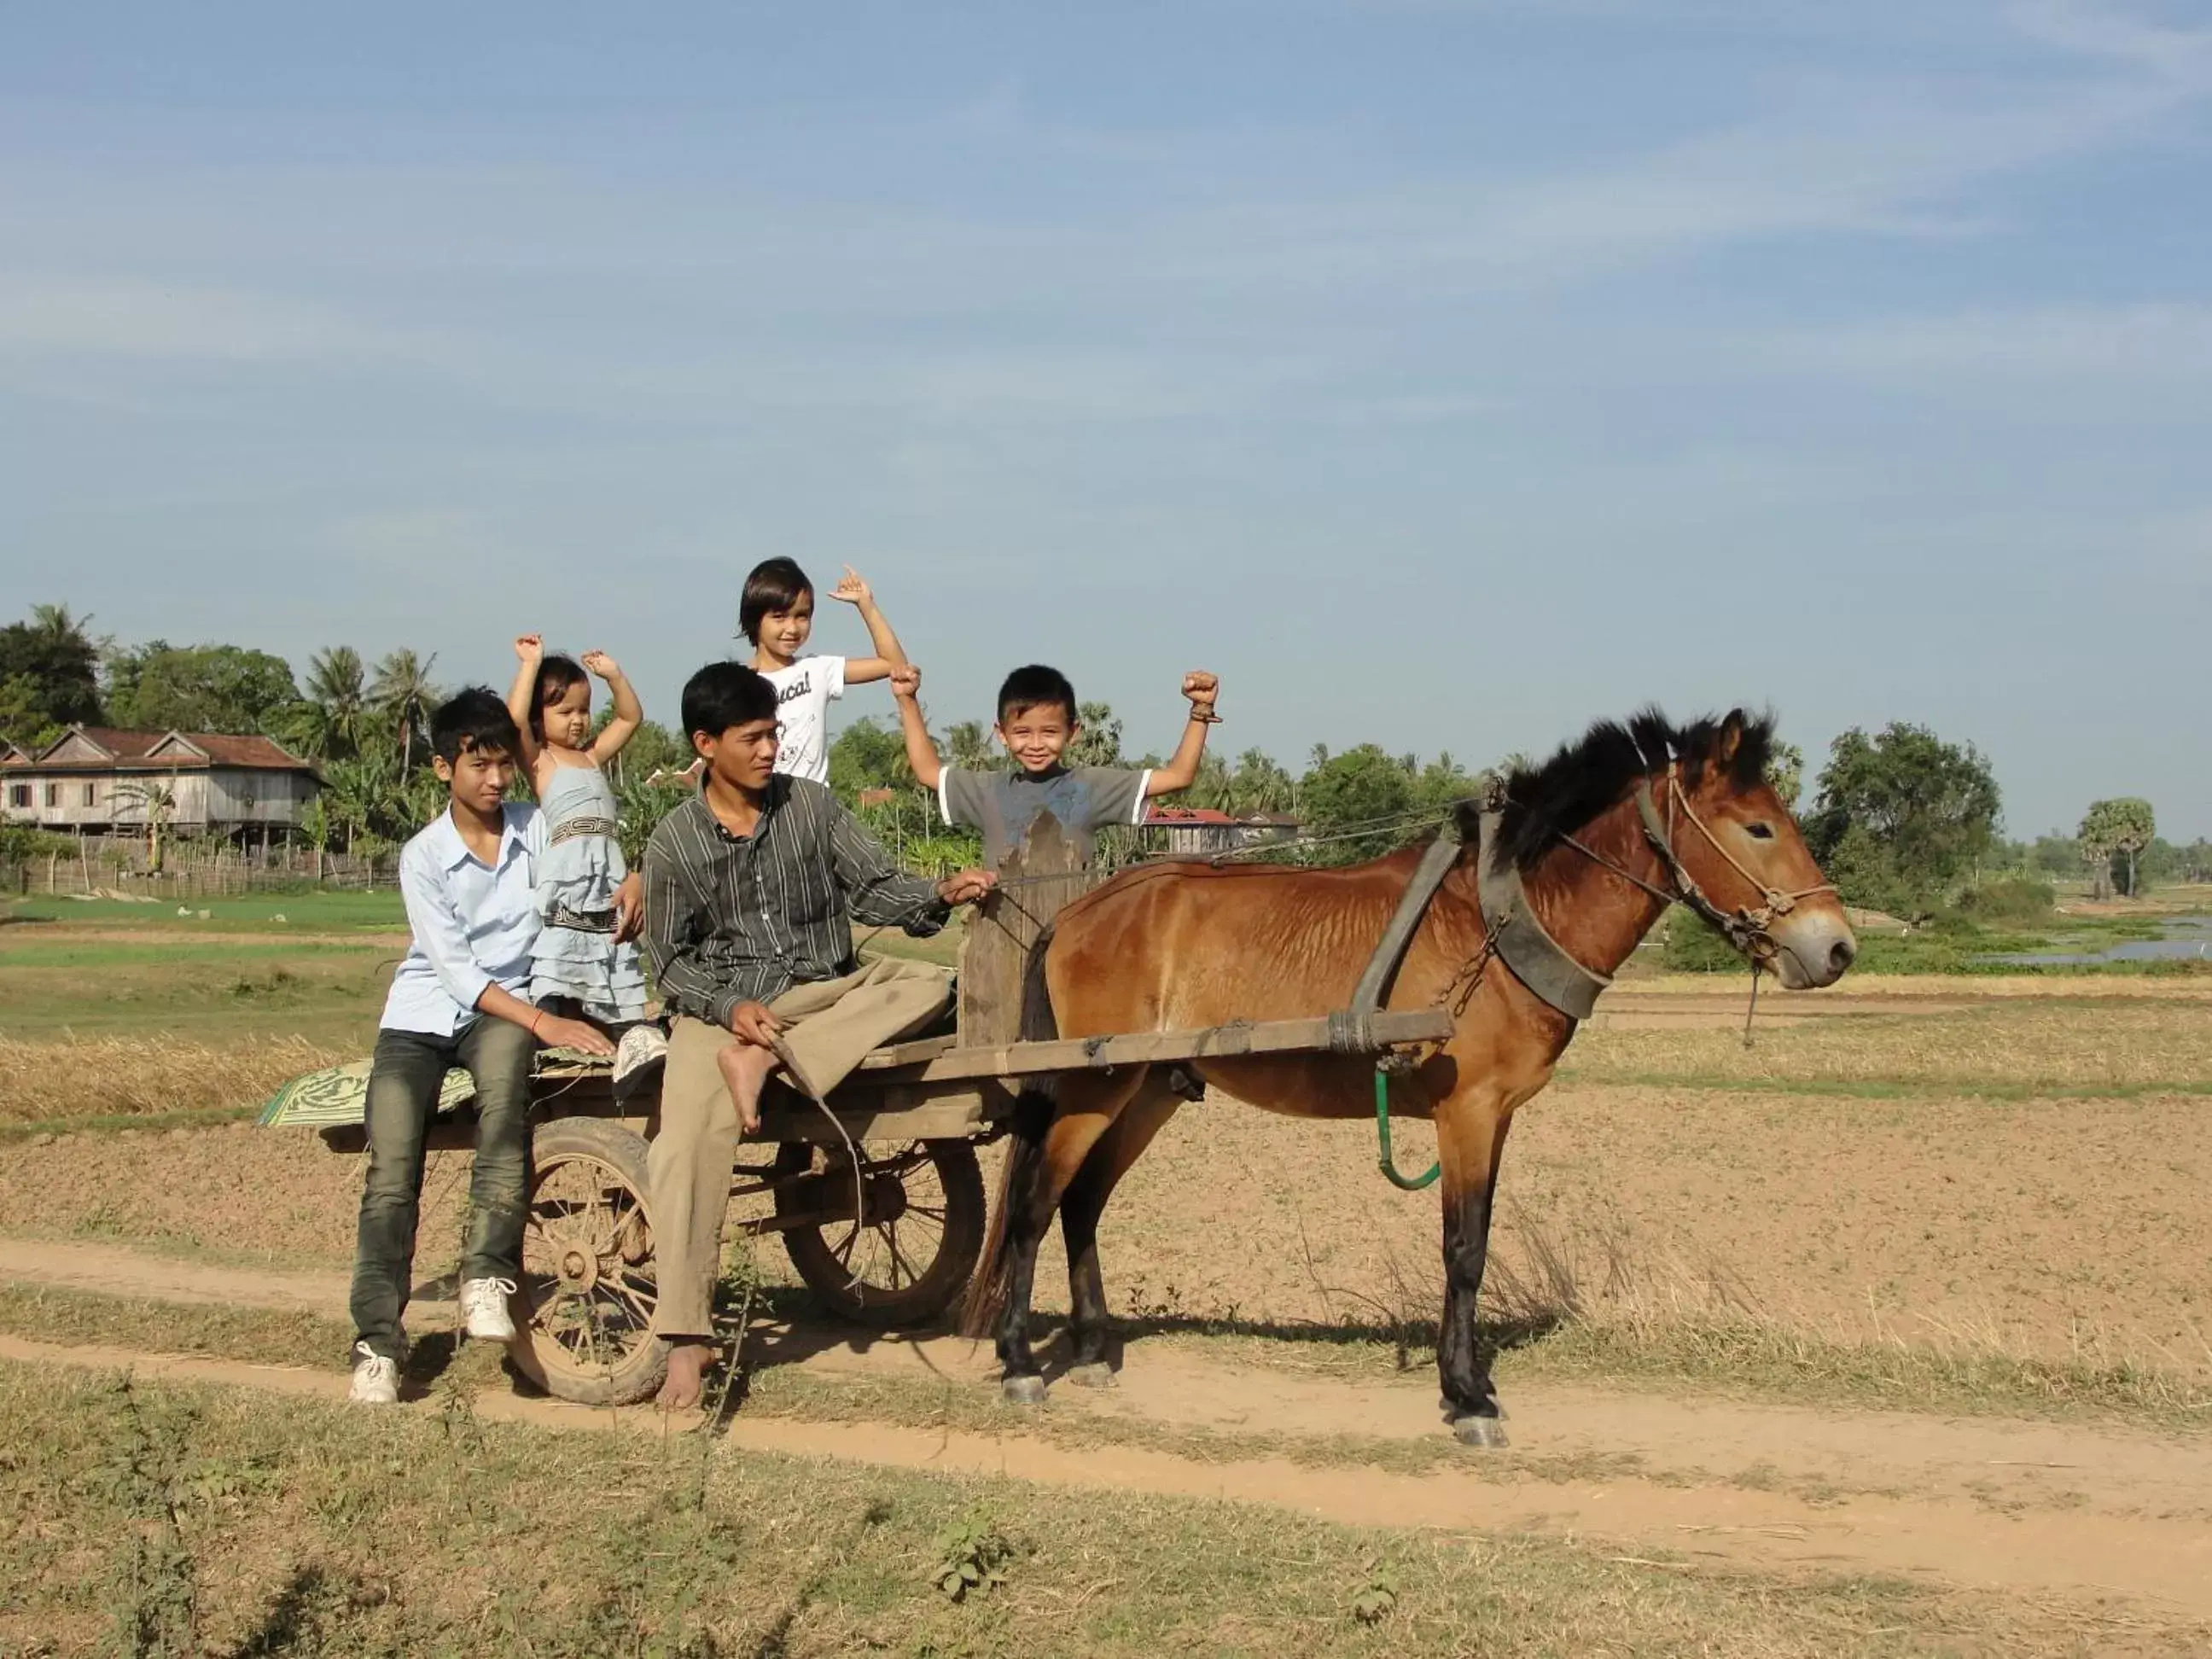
[
  {"xmin": 460, "ymin": 1277, "xmax": 518, "ymax": 1342},
  {"xmin": 349, "ymin": 1342, "xmax": 399, "ymax": 1405}
]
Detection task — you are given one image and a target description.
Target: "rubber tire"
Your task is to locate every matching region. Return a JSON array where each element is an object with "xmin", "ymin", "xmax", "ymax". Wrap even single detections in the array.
[
  {"xmin": 508, "ymin": 1115, "xmax": 669, "ymax": 1407},
  {"xmin": 776, "ymin": 1139, "xmax": 987, "ymax": 1329}
]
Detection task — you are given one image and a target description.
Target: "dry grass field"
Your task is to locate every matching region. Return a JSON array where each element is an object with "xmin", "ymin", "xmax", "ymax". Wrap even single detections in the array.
[{"xmin": 5, "ymin": 905, "xmax": 2212, "ymax": 1652}]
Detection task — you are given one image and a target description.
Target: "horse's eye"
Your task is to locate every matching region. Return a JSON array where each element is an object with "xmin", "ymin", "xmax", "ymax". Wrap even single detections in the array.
[{"xmin": 1745, "ymin": 822, "xmax": 1776, "ymax": 841}]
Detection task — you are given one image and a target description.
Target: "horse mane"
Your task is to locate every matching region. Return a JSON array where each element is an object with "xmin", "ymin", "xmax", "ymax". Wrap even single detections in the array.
[{"xmin": 1466, "ymin": 707, "xmax": 1777, "ymax": 873}]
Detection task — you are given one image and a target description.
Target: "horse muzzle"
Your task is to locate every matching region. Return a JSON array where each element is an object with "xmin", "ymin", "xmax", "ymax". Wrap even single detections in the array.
[{"xmin": 1764, "ymin": 911, "xmax": 1859, "ymax": 990}]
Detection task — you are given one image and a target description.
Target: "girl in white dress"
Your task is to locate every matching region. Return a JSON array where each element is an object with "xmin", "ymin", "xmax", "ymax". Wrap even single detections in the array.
[{"xmin": 506, "ymin": 638, "xmax": 654, "ymax": 1049}]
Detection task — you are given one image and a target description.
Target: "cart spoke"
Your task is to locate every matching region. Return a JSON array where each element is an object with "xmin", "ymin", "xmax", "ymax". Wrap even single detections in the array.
[{"xmin": 883, "ymin": 1220, "xmax": 921, "ymax": 1289}]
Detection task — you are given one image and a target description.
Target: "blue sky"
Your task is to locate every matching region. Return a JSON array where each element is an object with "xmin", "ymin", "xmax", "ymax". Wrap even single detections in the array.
[{"xmin": 2, "ymin": 2, "xmax": 2207, "ymax": 837}]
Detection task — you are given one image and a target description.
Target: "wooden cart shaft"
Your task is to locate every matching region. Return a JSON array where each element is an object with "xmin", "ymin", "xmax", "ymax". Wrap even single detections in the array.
[{"xmin": 314, "ymin": 1004, "xmax": 1454, "ymax": 1154}]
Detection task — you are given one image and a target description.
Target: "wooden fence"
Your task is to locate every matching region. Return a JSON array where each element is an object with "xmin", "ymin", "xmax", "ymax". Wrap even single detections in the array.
[{"xmin": 5, "ymin": 839, "xmax": 399, "ymax": 899}]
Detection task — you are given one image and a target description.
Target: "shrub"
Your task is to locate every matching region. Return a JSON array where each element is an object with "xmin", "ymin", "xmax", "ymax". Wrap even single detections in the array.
[
  {"xmin": 1660, "ymin": 906, "xmax": 1743, "ymax": 973},
  {"xmin": 1953, "ymin": 876, "xmax": 2056, "ymax": 926}
]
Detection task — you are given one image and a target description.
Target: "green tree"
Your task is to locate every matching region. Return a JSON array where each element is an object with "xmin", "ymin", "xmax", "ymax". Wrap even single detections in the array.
[
  {"xmin": 602, "ymin": 715, "xmax": 690, "ymax": 788},
  {"xmin": 1183, "ymin": 751, "xmax": 1233, "ymax": 812},
  {"xmin": 0, "ymin": 674, "xmax": 59, "ymax": 752},
  {"xmin": 370, "ymin": 649, "xmax": 440, "ymax": 781},
  {"xmin": 1413, "ymin": 751, "xmax": 1480, "ymax": 813},
  {"xmin": 1806, "ymin": 723, "xmax": 2002, "ymax": 917},
  {"xmin": 2027, "ymin": 833, "xmax": 2079, "ymax": 877},
  {"xmin": 1067, "ymin": 701, "xmax": 1123, "ymax": 770},
  {"xmin": 2136, "ymin": 836, "xmax": 2184, "ymax": 889},
  {"xmin": 1225, "ymin": 748, "xmax": 1296, "ymax": 817},
  {"xmin": 114, "ymin": 777, "xmax": 180, "ymax": 875},
  {"xmin": 943, "ymin": 720, "xmax": 999, "ymax": 772},
  {"xmin": 298, "ymin": 647, "xmax": 370, "ymax": 760},
  {"xmin": 321, "ymin": 753, "xmax": 400, "ymax": 854},
  {"xmin": 299, "ymin": 795, "xmax": 334, "ymax": 879},
  {"xmin": 1298, "ymin": 743, "xmax": 1418, "ymax": 864},
  {"xmin": 827, "ymin": 716, "xmax": 913, "ymax": 801},
  {"xmin": 2080, "ymin": 798, "xmax": 2155, "ymax": 899},
  {"xmin": 0, "ymin": 603, "xmax": 104, "ymax": 732},
  {"xmin": 2184, "ymin": 839, "xmax": 2212, "ymax": 883},
  {"xmin": 1765, "ymin": 740, "xmax": 1806, "ymax": 812},
  {"xmin": 104, "ymin": 642, "xmax": 304, "ymax": 735}
]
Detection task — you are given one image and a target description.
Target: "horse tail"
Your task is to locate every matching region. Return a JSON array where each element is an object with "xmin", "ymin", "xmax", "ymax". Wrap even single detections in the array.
[{"xmin": 959, "ymin": 924, "xmax": 1059, "ymax": 1339}]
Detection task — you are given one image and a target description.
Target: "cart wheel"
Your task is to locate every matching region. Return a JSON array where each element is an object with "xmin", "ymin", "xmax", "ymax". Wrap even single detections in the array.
[
  {"xmin": 510, "ymin": 1117, "xmax": 668, "ymax": 1406},
  {"xmin": 775, "ymin": 1139, "xmax": 985, "ymax": 1328}
]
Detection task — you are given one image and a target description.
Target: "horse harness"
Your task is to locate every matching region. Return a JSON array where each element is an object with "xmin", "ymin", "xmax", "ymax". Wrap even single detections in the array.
[{"xmin": 1338, "ymin": 765, "xmax": 1836, "ymax": 1190}]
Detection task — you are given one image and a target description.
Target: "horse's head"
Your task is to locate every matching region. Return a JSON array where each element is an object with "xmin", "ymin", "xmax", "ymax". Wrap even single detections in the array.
[{"xmin": 1658, "ymin": 709, "xmax": 1856, "ymax": 990}]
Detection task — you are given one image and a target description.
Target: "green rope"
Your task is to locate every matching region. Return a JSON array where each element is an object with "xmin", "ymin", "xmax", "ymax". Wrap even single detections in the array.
[{"xmin": 1373, "ymin": 1069, "xmax": 1439, "ymax": 1191}]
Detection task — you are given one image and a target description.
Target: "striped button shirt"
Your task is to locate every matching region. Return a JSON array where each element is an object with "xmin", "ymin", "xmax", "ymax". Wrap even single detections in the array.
[{"xmin": 641, "ymin": 777, "xmax": 949, "ymax": 1025}]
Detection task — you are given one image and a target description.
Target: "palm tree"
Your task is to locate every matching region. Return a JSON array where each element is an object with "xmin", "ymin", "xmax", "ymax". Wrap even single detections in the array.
[
  {"xmin": 301, "ymin": 647, "xmax": 369, "ymax": 760},
  {"xmin": 370, "ymin": 649, "xmax": 439, "ymax": 781},
  {"xmin": 7, "ymin": 603, "xmax": 104, "ymax": 725},
  {"xmin": 945, "ymin": 720, "xmax": 997, "ymax": 772},
  {"xmin": 114, "ymin": 777, "xmax": 179, "ymax": 874},
  {"xmin": 1227, "ymin": 748, "xmax": 1295, "ymax": 817},
  {"xmin": 1186, "ymin": 751, "xmax": 1233, "ymax": 812},
  {"xmin": 1067, "ymin": 701, "xmax": 1124, "ymax": 770}
]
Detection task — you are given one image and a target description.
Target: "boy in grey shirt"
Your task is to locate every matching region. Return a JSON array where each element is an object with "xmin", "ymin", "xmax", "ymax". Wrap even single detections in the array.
[{"xmin": 894, "ymin": 662, "xmax": 1220, "ymax": 866}]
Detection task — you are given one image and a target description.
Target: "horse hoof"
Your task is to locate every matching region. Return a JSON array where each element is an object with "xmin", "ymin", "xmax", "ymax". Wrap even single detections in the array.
[
  {"xmin": 1441, "ymin": 1395, "xmax": 1510, "ymax": 1422},
  {"xmin": 1066, "ymin": 1362, "xmax": 1117, "ymax": 1389},
  {"xmin": 1001, "ymin": 1373, "xmax": 1048, "ymax": 1406},
  {"xmin": 1452, "ymin": 1415, "xmax": 1510, "ymax": 1449}
]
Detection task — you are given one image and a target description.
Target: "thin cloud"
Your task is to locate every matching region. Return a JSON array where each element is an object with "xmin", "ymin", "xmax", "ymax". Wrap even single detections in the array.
[
  {"xmin": 0, "ymin": 280, "xmax": 411, "ymax": 363},
  {"xmin": 1744, "ymin": 305, "xmax": 2212, "ymax": 384}
]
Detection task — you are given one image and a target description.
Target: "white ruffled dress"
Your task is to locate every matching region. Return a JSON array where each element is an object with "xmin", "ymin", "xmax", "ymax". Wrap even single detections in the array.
[{"xmin": 529, "ymin": 765, "xmax": 647, "ymax": 1023}]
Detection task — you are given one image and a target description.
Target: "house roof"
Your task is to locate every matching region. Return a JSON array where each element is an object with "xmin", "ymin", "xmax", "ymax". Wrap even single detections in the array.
[
  {"xmin": 1141, "ymin": 806, "xmax": 1301, "ymax": 828},
  {"xmin": 18, "ymin": 726, "xmax": 314, "ymax": 773},
  {"xmin": 1143, "ymin": 806, "xmax": 1242, "ymax": 826}
]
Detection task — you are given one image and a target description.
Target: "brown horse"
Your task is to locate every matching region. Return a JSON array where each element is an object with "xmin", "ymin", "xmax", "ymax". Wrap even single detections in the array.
[{"xmin": 961, "ymin": 708, "xmax": 1855, "ymax": 1445}]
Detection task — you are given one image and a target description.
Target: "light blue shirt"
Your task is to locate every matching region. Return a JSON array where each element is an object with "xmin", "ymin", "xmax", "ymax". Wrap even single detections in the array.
[{"xmin": 381, "ymin": 803, "xmax": 547, "ymax": 1036}]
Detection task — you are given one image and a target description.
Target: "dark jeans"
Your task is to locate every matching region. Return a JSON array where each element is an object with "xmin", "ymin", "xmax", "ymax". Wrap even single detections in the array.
[{"xmin": 349, "ymin": 1018, "xmax": 537, "ymax": 1362}]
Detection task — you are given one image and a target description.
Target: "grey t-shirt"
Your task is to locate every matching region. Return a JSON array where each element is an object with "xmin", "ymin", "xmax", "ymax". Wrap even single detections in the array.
[{"xmin": 940, "ymin": 765, "xmax": 1151, "ymax": 868}]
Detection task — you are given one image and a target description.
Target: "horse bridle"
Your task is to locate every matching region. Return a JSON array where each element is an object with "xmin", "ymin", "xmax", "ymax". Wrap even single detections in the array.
[{"xmin": 1554, "ymin": 762, "xmax": 1837, "ymax": 969}]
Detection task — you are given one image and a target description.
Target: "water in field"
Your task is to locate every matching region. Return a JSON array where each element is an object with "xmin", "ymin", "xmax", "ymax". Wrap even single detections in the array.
[{"xmin": 1991, "ymin": 914, "xmax": 2212, "ymax": 966}]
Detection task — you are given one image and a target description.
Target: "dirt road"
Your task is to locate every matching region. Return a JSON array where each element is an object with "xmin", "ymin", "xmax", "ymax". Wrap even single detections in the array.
[{"xmin": 7, "ymin": 1234, "xmax": 2208, "ymax": 1621}]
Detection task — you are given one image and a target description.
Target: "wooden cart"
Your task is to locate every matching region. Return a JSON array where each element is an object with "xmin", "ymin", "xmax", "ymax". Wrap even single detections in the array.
[{"xmin": 286, "ymin": 820, "xmax": 1452, "ymax": 1406}]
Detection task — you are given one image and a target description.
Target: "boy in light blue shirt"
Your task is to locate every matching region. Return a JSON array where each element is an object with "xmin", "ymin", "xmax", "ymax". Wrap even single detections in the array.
[{"xmin": 347, "ymin": 689, "xmax": 635, "ymax": 1403}]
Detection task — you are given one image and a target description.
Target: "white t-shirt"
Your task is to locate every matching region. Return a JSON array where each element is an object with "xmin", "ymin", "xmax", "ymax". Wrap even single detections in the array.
[{"xmin": 763, "ymin": 655, "xmax": 846, "ymax": 784}]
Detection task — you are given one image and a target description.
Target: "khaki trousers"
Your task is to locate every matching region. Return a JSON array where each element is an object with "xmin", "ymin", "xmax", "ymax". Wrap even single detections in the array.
[{"xmin": 649, "ymin": 957, "xmax": 952, "ymax": 1337}]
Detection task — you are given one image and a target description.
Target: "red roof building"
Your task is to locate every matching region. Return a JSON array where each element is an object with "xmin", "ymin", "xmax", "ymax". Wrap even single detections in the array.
[
  {"xmin": 1, "ymin": 725, "xmax": 321, "ymax": 838},
  {"xmin": 1140, "ymin": 805, "xmax": 1301, "ymax": 857}
]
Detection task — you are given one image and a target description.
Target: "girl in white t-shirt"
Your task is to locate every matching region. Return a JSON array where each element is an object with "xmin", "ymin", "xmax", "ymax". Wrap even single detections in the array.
[{"xmin": 728, "ymin": 558, "xmax": 910, "ymax": 785}]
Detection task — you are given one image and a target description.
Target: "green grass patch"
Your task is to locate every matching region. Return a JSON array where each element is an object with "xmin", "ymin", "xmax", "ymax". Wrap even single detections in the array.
[
  {"xmin": 0, "ymin": 934, "xmax": 389, "ymax": 1045},
  {"xmin": 1563, "ymin": 998, "xmax": 2212, "ymax": 1097},
  {"xmin": 1662, "ymin": 903, "xmax": 2205, "ymax": 976},
  {"xmin": 1, "ymin": 889, "xmax": 408, "ymax": 933}
]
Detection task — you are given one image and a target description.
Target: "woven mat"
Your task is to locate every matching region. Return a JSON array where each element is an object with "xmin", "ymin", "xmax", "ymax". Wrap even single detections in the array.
[{"xmin": 258, "ymin": 1051, "xmax": 612, "ymax": 1130}]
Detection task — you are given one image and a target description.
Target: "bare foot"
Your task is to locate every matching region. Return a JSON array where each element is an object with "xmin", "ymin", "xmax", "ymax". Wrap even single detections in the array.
[
  {"xmin": 714, "ymin": 1045, "xmax": 765, "ymax": 1134},
  {"xmin": 656, "ymin": 1340, "xmax": 713, "ymax": 1412}
]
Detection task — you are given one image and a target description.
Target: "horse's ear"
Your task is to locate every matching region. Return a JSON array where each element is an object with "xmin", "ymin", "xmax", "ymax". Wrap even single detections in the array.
[{"xmin": 1717, "ymin": 709, "xmax": 1746, "ymax": 765}]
